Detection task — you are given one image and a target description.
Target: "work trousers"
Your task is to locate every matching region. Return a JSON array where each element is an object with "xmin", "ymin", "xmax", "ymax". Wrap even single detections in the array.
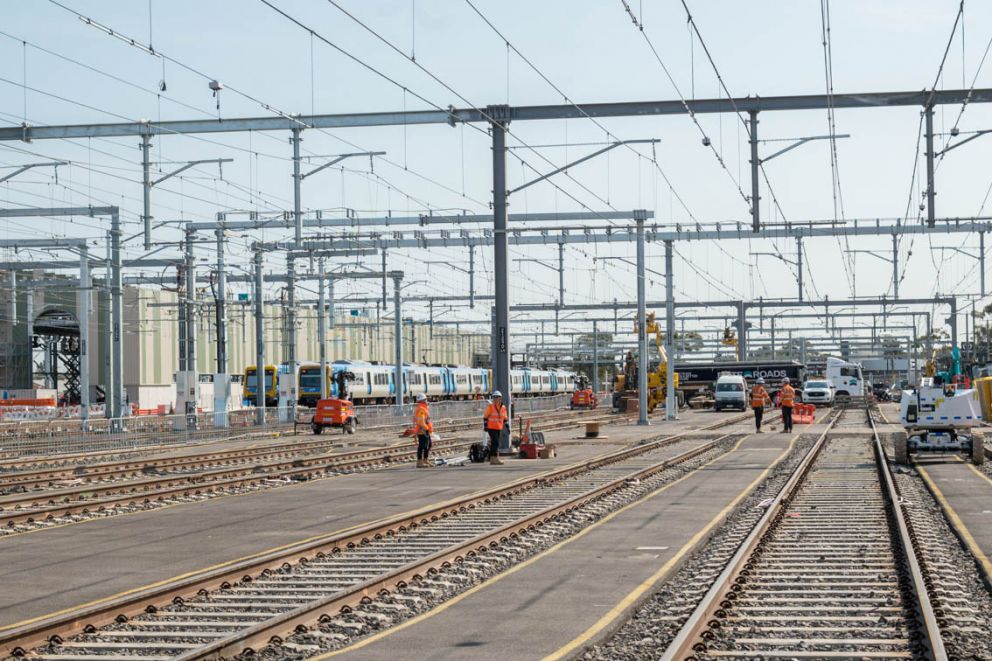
[
  {"xmin": 782, "ymin": 406, "xmax": 793, "ymax": 433},
  {"xmin": 417, "ymin": 434, "xmax": 432, "ymax": 461},
  {"xmin": 486, "ymin": 428, "xmax": 502, "ymax": 458},
  {"xmin": 753, "ymin": 405, "xmax": 763, "ymax": 431}
]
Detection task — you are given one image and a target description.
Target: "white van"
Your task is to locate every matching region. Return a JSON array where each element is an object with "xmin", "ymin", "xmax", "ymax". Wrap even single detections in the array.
[
  {"xmin": 713, "ymin": 374, "xmax": 748, "ymax": 411},
  {"xmin": 826, "ymin": 357, "xmax": 864, "ymax": 398}
]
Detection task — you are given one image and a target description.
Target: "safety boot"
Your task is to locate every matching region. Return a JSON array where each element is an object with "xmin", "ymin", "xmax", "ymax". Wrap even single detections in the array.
[
  {"xmin": 489, "ymin": 454, "xmax": 504, "ymax": 465},
  {"xmin": 416, "ymin": 459, "xmax": 427, "ymax": 468}
]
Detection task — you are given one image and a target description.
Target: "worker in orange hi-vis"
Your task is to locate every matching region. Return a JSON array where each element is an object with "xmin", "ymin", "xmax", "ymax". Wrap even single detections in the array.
[
  {"xmin": 413, "ymin": 393, "xmax": 434, "ymax": 468},
  {"xmin": 750, "ymin": 378, "xmax": 771, "ymax": 434},
  {"xmin": 779, "ymin": 377, "xmax": 796, "ymax": 433},
  {"xmin": 483, "ymin": 391, "xmax": 508, "ymax": 465}
]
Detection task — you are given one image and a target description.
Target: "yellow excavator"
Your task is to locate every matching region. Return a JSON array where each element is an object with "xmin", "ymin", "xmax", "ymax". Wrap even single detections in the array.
[{"xmin": 612, "ymin": 312, "xmax": 678, "ymax": 413}]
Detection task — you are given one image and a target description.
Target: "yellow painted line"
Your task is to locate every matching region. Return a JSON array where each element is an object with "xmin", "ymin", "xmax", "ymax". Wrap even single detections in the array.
[
  {"xmin": 915, "ymin": 459, "xmax": 992, "ymax": 584},
  {"xmin": 318, "ymin": 433, "xmax": 798, "ymax": 660},
  {"xmin": 0, "ymin": 447, "xmax": 619, "ymax": 631},
  {"xmin": 962, "ymin": 456, "xmax": 992, "ymax": 488},
  {"xmin": 543, "ymin": 434, "xmax": 799, "ymax": 661}
]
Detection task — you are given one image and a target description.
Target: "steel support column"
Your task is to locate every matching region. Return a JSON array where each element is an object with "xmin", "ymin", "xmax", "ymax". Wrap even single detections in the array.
[
  {"xmin": 749, "ymin": 110, "xmax": 760, "ymax": 232},
  {"xmin": 491, "ymin": 111, "xmax": 512, "ymax": 446},
  {"xmin": 737, "ymin": 301, "xmax": 747, "ymax": 360},
  {"xmin": 141, "ymin": 134, "xmax": 152, "ymax": 251},
  {"xmin": 104, "ymin": 233, "xmax": 113, "ymax": 420},
  {"xmin": 892, "ymin": 234, "xmax": 900, "ymax": 298},
  {"xmin": 981, "ymin": 231, "xmax": 987, "ymax": 297},
  {"xmin": 381, "ymin": 250, "xmax": 387, "ymax": 309},
  {"xmin": 110, "ymin": 214, "xmax": 124, "ymax": 426},
  {"xmin": 796, "ymin": 236, "xmax": 803, "ymax": 301},
  {"xmin": 925, "ymin": 104, "xmax": 936, "ymax": 227},
  {"xmin": 469, "ymin": 245, "xmax": 476, "ymax": 309},
  {"xmin": 393, "ymin": 275, "xmax": 404, "ymax": 410},
  {"xmin": 318, "ymin": 258, "xmax": 328, "ymax": 401},
  {"xmin": 291, "ymin": 127, "xmax": 303, "ymax": 245},
  {"xmin": 664, "ymin": 239, "xmax": 676, "ymax": 421},
  {"xmin": 592, "ymin": 320, "xmax": 599, "ymax": 394},
  {"xmin": 636, "ymin": 214, "xmax": 648, "ymax": 425},
  {"xmin": 6, "ymin": 271, "xmax": 14, "ymax": 323},
  {"xmin": 253, "ymin": 249, "xmax": 265, "ymax": 425},
  {"xmin": 185, "ymin": 229, "xmax": 197, "ymax": 388},
  {"xmin": 214, "ymin": 228, "xmax": 228, "ymax": 427},
  {"xmin": 558, "ymin": 242, "xmax": 565, "ymax": 307},
  {"xmin": 286, "ymin": 254, "xmax": 297, "ymax": 421},
  {"xmin": 78, "ymin": 246, "xmax": 90, "ymax": 427}
]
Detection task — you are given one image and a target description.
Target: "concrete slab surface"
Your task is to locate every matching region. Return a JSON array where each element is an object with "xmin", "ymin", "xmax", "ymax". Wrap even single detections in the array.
[
  {"xmin": 914, "ymin": 456, "xmax": 992, "ymax": 582},
  {"xmin": 330, "ymin": 430, "xmax": 803, "ymax": 661},
  {"xmin": 0, "ymin": 410, "xmax": 747, "ymax": 631}
]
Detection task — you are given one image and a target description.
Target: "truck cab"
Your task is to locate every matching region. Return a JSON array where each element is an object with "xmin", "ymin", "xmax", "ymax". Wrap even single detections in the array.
[{"xmin": 826, "ymin": 357, "xmax": 864, "ymax": 399}]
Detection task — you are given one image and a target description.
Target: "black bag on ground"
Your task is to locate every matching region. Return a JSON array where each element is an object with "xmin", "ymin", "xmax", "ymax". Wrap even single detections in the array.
[{"xmin": 469, "ymin": 442, "xmax": 489, "ymax": 463}]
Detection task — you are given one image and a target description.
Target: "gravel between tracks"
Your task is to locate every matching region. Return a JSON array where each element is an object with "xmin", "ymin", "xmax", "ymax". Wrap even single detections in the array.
[
  {"xmin": 892, "ymin": 464, "xmax": 992, "ymax": 660},
  {"xmin": 0, "ymin": 446, "xmax": 465, "ymax": 537},
  {"xmin": 580, "ymin": 434, "xmax": 817, "ymax": 660},
  {"xmin": 194, "ymin": 437, "xmax": 744, "ymax": 661}
]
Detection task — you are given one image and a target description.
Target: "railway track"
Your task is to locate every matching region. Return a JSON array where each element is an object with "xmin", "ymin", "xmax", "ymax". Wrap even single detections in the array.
[
  {"xmin": 0, "ymin": 412, "xmax": 757, "ymax": 659},
  {"xmin": 659, "ymin": 406, "xmax": 946, "ymax": 659},
  {"xmin": 0, "ymin": 410, "xmax": 618, "ymax": 533},
  {"xmin": 0, "ymin": 408, "xmax": 588, "ymax": 489}
]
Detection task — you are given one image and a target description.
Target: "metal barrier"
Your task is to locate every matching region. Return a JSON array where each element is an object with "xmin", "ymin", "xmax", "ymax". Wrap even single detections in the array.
[
  {"xmin": 0, "ymin": 409, "xmax": 291, "ymax": 458},
  {"xmin": 0, "ymin": 395, "xmax": 570, "ymax": 459}
]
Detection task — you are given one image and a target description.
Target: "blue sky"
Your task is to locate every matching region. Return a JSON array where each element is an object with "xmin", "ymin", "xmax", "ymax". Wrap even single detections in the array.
[{"xmin": 1, "ymin": 0, "xmax": 990, "ymax": 341}]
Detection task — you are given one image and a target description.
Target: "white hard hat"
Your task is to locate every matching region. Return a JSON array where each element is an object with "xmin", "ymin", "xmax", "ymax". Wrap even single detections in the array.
[
  {"xmin": 756, "ymin": 377, "xmax": 765, "ymax": 384},
  {"xmin": 783, "ymin": 377, "xmax": 790, "ymax": 383},
  {"xmin": 493, "ymin": 390, "xmax": 503, "ymax": 398},
  {"xmin": 416, "ymin": 393, "xmax": 427, "ymax": 402}
]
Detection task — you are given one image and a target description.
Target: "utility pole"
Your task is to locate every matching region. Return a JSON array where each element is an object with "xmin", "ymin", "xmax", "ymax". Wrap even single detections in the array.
[
  {"xmin": 78, "ymin": 246, "xmax": 90, "ymax": 428},
  {"xmin": 924, "ymin": 104, "xmax": 936, "ymax": 227},
  {"xmin": 318, "ymin": 258, "xmax": 328, "ymax": 401},
  {"xmin": 469, "ymin": 245, "xmax": 476, "ymax": 309},
  {"xmin": 104, "ymin": 232, "xmax": 113, "ymax": 421},
  {"xmin": 592, "ymin": 319, "xmax": 599, "ymax": 394},
  {"xmin": 558, "ymin": 242, "xmax": 565, "ymax": 308},
  {"xmin": 796, "ymin": 236, "xmax": 804, "ymax": 301},
  {"xmin": 892, "ymin": 234, "xmax": 899, "ymax": 298},
  {"xmin": 253, "ymin": 248, "xmax": 265, "ymax": 425},
  {"xmin": 749, "ymin": 110, "xmax": 760, "ymax": 232},
  {"xmin": 140, "ymin": 134, "xmax": 152, "ymax": 251},
  {"xmin": 291, "ymin": 127, "xmax": 303, "ymax": 244},
  {"xmin": 636, "ymin": 212, "xmax": 648, "ymax": 425},
  {"xmin": 214, "ymin": 228, "xmax": 228, "ymax": 427},
  {"xmin": 285, "ymin": 253, "xmax": 297, "ymax": 422},
  {"xmin": 490, "ymin": 106, "xmax": 512, "ymax": 450},
  {"xmin": 664, "ymin": 238, "xmax": 676, "ymax": 421},
  {"xmin": 110, "ymin": 213, "xmax": 124, "ymax": 428},
  {"xmin": 393, "ymin": 274, "xmax": 404, "ymax": 410}
]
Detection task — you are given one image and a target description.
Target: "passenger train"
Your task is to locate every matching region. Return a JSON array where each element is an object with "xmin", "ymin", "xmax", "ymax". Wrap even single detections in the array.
[{"xmin": 243, "ymin": 361, "xmax": 576, "ymax": 408}]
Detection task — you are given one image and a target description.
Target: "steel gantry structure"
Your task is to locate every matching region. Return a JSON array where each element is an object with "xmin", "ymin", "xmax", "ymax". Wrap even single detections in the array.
[{"xmin": 4, "ymin": 87, "xmax": 992, "ymax": 427}]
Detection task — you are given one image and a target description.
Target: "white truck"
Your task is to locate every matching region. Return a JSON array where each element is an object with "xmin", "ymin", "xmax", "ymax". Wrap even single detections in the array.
[{"xmin": 825, "ymin": 357, "xmax": 865, "ymax": 399}]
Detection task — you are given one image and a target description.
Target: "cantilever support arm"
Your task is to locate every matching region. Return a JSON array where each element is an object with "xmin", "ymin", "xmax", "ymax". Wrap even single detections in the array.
[
  {"xmin": 0, "ymin": 161, "xmax": 68, "ymax": 184},
  {"xmin": 760, "ymin": 134, "xmax": 850, "ymax": 163},
  {"xmin": 301, "ymin": 151, "xmax": 386, "ymax": 180},
  {"xmin": 509, "ymin": 139, "xmax": 659, "ymax": 195},
  {"xmin": 152, "ymin": 158, "xmax": 233, "ymax": 186}
]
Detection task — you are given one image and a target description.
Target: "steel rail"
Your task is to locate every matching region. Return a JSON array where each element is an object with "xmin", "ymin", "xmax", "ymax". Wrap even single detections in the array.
[
  {"xmin": 659, "ymin": 410, "xmax": 840, "ymax": 660},
  {"xmin": 867, "ymin": 409, "xmax": 948, "ymax": 659},
  {"xmin": 177, "ymin": 433, "xmax": 743, "ymax": 660},
  {"xmin": 0, "ymin": 412, "xmax": 618, "ymax": 527},
  {"xmin": 660, "ymin": 406, "xmax": 947, "ymax": 660},
  {"xmin": 1, "ymin": 412, "xmax": 752, "ymax": 657},
  {"xmin": 0, "ymin": 409, "xmax": 587, "ymax": 488}
]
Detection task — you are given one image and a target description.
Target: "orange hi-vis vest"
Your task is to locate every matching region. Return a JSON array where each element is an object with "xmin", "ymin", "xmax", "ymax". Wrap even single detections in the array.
[
  {"xmin": 485, "ymin": 402, "xmax": 508, "ymax": 430},
  {"xmin": 413, "ymin": 402, "xmax": 433, "ymax": 433},
  {"xmin": 780, "ymin": 384, "xmax": 796, "ymax": 407},
  {"xmin": 750, "ymin": 385, "xmax": 769, "ymax": 408}
]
